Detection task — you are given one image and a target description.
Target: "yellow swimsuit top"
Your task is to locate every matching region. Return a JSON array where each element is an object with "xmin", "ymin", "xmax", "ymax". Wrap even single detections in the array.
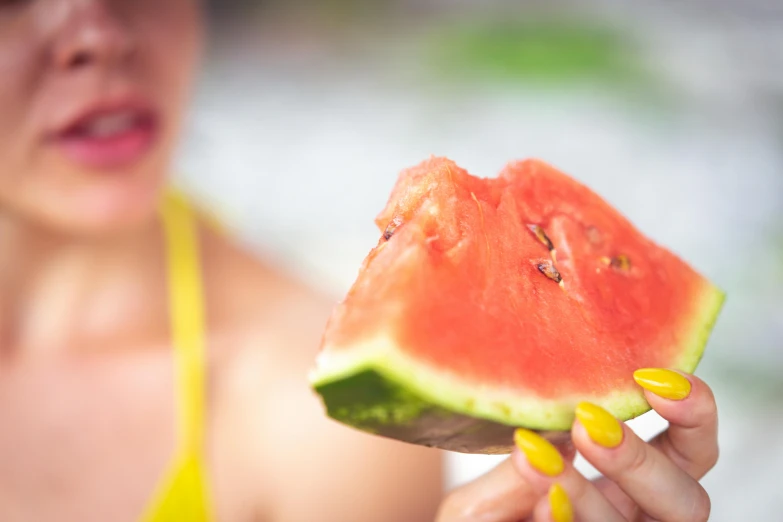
[{"xmin": 141, "ymin": 192, "xmax": 212, "ymax": 522}]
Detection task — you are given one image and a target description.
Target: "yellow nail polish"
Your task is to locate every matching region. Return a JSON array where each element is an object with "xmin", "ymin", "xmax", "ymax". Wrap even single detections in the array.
[
  {"xmin": 575, "ymin": 402, "xmax": 624, "ymax": 448},
  {"xmin": 513, "ymin": 428, "xmax": 564, "ymax": 477},
  {"xmin": 633, "ymin": 368, "xmax": 692, "ymax": 400},
  {"xmin": 549, "ymin": 483, "xmax": 574, "ymax": 522}
]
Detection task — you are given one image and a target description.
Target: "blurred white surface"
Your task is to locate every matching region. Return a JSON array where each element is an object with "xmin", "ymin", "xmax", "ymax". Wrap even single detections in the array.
[{"xmin": 177, "ymin": 8, "xmax": 783, "ymax": 518}]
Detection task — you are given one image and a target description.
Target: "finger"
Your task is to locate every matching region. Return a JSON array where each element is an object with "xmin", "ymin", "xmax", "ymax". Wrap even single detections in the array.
[
  {"xmin": 435, "ymin": 458, "xmax": 538, "ymax": 522},
  {"xmin": 512, "ymin": 430, "xmax": 625, "ymax": 522},
  {"xmin": 572, "ymin": 402, "xmax": 712, "ymax": 522},
  {"xmin": 436, "ymin": 438, "xmax": 577, "ymax": 522},
  {"xmin": 591, "ymin": 370, "xmax": 720, "ymax": 515},
  {"xmin": 532, "ymin": 483, "xmax": 573, "ymax": 522},
  {"xmin": 634, "ymin": 369, "xmax": 720, "ymax": 479}
]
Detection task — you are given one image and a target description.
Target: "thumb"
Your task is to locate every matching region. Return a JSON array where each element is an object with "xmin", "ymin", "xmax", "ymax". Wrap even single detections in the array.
[{"xmin": 436, "ymin": 441, "xmax": 575, "ymax": 522}]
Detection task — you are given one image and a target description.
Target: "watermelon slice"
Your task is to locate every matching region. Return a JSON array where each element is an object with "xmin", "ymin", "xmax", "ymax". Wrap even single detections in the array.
[{"xmin": 310, "ymin": 157, "xmax": 724, "ymax": 454}]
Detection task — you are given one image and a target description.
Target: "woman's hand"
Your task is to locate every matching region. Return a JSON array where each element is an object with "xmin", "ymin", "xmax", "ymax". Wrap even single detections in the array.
[{"xmin": 436, "ymin": 368, "xmax": 718, "ymax": 522}]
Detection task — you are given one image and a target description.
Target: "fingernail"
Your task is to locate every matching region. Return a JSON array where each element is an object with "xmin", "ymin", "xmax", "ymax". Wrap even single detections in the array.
[
  {"xmin": 633, "ymin": 368, "xmax": 692, "ymax": 400},
  {"xmin": 513, "ymin": 428, "xmax": 564, "ymax": 477},
  {"xmin": 549, "ymin": 483, "xmax": 574, "ymax": 522},
  {"xmin": 575, "ymin": 402, "xmax": 624, "ymax": 448}
]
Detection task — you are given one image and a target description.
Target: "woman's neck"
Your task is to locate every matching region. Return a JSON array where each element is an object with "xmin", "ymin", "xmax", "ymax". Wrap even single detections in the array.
[{"xmin": 0, "ymin": 214, "xmax": 169, "ymax": 360}]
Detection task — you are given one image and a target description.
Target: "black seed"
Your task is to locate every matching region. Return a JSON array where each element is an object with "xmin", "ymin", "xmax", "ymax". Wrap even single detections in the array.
[
  {"xmin": 537, "ymin": 261, "xmax": 562, "ymax": 283},
  {"xmin": 527, "ymin": 224, "xmax": 554, "ymax": 251},
  {"xmin": 383, "ymin": 217, "xmax": 402, "ymax": 241},
  {"xmin": 610, "ymin": 255, "xmax": 631, "ymax": 270}
]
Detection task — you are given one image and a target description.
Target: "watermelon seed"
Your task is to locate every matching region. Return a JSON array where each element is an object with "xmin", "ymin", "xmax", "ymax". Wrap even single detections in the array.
[
  {"xmin": 601, "ymin": 255, "xmax": 631, "ymax": 271},
  {"xmin": 527, "ymin": 224, "xmax": 555, "ymax": 251},
  {"xmin": 536, "ymin": 261, "xmax": 562, "ymax": 283},
  {"xmin": 611, "ymin": 255, "xmax": 631, "ymax": 270},
  {"xmin": 383, "ymin": 217, "xmax": 402, "ymax": 241}
]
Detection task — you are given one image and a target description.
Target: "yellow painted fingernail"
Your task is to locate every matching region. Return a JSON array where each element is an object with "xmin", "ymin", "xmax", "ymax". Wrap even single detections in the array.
[
  {"xmin": 575, "ymin": 402, "xmax": 624, "ymax": 448},
  {"xmin": 549, "ymin": 483, "xmax": 574, "ymax": 522},
  {"xmin": 633, "ymin": 368, "xmax": 692, "ymax": 400},
  {"xmin": 513, "ymin": 428, "xmax": 564, "ymax": 477}
]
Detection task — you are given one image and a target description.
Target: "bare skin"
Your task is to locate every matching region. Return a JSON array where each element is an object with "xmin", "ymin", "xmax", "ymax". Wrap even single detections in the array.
[{"xmin": 0, "ymin": 1, "xmax": 442, "ymax": 521}]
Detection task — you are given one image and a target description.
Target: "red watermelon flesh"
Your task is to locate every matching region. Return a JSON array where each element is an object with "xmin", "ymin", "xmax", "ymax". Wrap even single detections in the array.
[{"xmin": 310, "ymin": 157, "xmax": 724, "ymax": 454}]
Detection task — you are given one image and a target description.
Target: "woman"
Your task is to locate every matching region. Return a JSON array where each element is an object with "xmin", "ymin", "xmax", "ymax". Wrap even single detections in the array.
[
  {"xmin": 0, "ymin": 1, "xmax": 719, "ymax": 521},
  {"xmin": 0, "ymin": 2, "xmax": 442, "ymax": 521}
]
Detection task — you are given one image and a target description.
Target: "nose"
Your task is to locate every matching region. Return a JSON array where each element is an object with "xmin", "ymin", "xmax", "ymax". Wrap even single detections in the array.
[{"xmin": 52, "ymin": 1, "xmax": 135, "ymax": 71}]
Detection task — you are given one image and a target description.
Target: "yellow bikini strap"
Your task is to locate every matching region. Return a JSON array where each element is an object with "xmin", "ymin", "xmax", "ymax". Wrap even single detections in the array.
[{"xmin": 160, "ymin": 191, "xmax": 207, "ymax": 455}]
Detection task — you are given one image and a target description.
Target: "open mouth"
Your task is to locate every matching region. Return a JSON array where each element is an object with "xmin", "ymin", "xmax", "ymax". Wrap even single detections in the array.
[{"xmin": 54, "ymin": 104, "xmax": 160, "ymax": 170}]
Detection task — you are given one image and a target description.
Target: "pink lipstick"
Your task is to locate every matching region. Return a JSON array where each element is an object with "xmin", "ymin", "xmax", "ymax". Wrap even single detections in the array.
[{"xmin": 53, "ymin": 101, "xmax": 159, "ymax": 170}]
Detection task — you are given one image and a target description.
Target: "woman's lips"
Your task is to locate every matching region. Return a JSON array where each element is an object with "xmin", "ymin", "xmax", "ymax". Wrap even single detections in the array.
[{"xmin": 52, "ymin": 104, "xmax": 159, "ymax": 170}]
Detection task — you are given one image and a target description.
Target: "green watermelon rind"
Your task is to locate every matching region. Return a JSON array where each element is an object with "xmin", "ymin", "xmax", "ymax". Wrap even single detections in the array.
[{"xmin": 310, "ymin": 284, "xmax": 725, "ymax": 452}]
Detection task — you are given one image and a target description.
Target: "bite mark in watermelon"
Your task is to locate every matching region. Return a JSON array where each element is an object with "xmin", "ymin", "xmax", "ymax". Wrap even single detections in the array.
[{"xmin": 310, "ymin": 157, "xmax": 725, "ymax": 454}]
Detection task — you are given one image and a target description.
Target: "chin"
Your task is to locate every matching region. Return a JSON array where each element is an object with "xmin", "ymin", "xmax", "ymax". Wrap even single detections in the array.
[
  {"xmin": 63, "ymin": 202, "xmax": 161, "ymax": 237},
  {"xmin": 25, "ymin": 171, "xmax": 167, "ymax": 238},
  {"xmin": 79, "ymin": 183, "xmax": 166, "ymax": 237}
]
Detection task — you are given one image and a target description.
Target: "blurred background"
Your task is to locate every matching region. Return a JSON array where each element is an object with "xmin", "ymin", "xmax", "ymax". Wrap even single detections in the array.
[{"xmin": 178, "ymin": 1, "xmax": 783, "ymax": 519}]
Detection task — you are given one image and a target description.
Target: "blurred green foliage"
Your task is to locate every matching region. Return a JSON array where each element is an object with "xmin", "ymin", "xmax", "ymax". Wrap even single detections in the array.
[{"xmin": 428, "ymin": 16, "xmax": 652, "ymax": 89}]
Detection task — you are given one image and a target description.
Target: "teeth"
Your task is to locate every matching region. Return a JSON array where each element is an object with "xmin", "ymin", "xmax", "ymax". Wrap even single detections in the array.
[{"xmin": 82, "ymin": 111, "xmax": 138, "ymax": 138}]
